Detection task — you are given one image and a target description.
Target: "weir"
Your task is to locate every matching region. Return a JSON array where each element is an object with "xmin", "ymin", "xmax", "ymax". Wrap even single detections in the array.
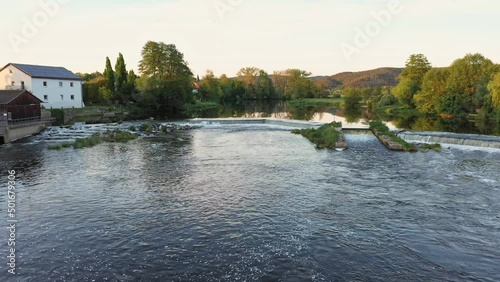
[
  {"xmin": 398, "ymin": 131, "xmax": 500, "ymax": 149},
  {"xmin": 188, "ymin": 118, "xmax": 327, "ymax": 129}
]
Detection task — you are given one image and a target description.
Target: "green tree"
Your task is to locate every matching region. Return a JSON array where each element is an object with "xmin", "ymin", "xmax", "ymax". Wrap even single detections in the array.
[
  {"xmin": 236, "ymin": 67, "xmax": 261, "ymax": 99},
  {"xmin": 400, "ymin": 54, "xmax": 432, "ymax": 85},
  {"xmin": 343, "ymin": 88, "xmax": 364, "ymax": 122},
  {"xmin": 120, "ymin": 70, "xmax": 137, "ymax": 102},
  {"xmin": 103, "ymin": 57, "xmax": 115, "ymax": 95},
  {"xmin": 98, "ymin": 86, "xmax": 113, "ymax": 103},
  {"xmin": 82, "ymin": 76, "xmax": 107, "ymax": 104},
  {"xmin": 488, "ymin": 72, "xmax": 500, "ymax": 109},
  {"xmin": 281, "ymin": 69, "xmax": 316, "ymax": 99},
  {"xmin": 444, "ymin": 53, "xmax": 495, "ymax": 114},
  {"xmin": 136, "ymin": 41, "xmax": 193, "ymax": 118},
  {"xmin": 393, "ymin": 54, "xmax": 432, "ymax": 107},
  {"xmin": 255, "ymin": 70, "xmax": 275, "ymax": 99},
  {"xmin": 413, "ymin": 68, "xmax": 450, "ymax": 114},
  {"xmin": 115, "ymin": 53, "xmax": 127, "ymax": 93},
  {"xmin": 392, "ymin": 77, "xmax": 419, "ymax": 107},
  {"xmin": 200, "ymin": 70, "xmax": 223, "ymax": 101},
  {"xmin": 138, "ymin": 41, "xmax": 192, "ymax": 80}
]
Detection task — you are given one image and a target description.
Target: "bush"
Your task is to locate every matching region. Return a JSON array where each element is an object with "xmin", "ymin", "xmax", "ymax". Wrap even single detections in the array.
[
  {"xmin": 102, "ymin": 130, "xmax": 138, "ymax": 142},
  {"xmin": 421, "ymin": 143, "xmax": 442, "ymax": 152},
  {"xmin": 62, "ymin": 142, "xmax": 72, "ymax": 148},
  {"xmin": 50, "ymin": 109, "xmax": 65, "ymax": 126},
  {"xmin": 48, "ymin": 144, "xmax": 63, "ymax": 150},
  {"xmin": 139, "ymin": 124, "xmax": 153, "ymax": 133},
  {"xmin": 292, "ymin": 122, "xmax": 341, "ymax": 149},
  {"xmin": 73, "ymin": 136, "xmax": 102, "ymax": 149}
]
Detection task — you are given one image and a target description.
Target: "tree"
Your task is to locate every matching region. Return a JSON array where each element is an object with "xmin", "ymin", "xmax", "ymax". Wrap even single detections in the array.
[
  {"xmin": 76, "ymin": 71, "xmax": 103, "ymax": 81},
  {"xmin": 394, "ymin": 54, "xmax": 432, "ymax": 107},
  {"xmin": 136, "ymin": 41, "xmax": 193, "ymax": 118},
  {"xmin": 119, "ymin": 70, "xmax": 137, "ymax": 102},
  {"xmin": 272, "ymin": 71, "xmax": 288, "ymax": 98},
  {"xmin": 400, "ymin": 54, "xmax": 432, "ymax": 85},
  {"xmin": 343, "ymin": 88, "xmax": 364, "ymax": 123},
  {"xmin": 98, "ymin": 86, "xmax": 113, "ymax": 103},
  {"xmin": 199, "ymin": 70, "xmax": 223, "ymax": 101},
  {"xmin": 82, "ymin": 75, "xmax": 107, "ymax": 104},
  {"xmin": 138, "ymin": 41, "xmax": 192, "ymax": 80},
  {"xmin": 103, "ymin": 57, "xmax": 115, "ymax": 94},
  {"xmin": 280, "ymin": 69, "xmax": 316, "ymax": 99},
  {"xmin": 413, "ymin": 68, "xmax": 450, "ymax": 114},
  {"xmin": 255, "ymin": 70, "xmax": 275, "ymax": 99},
  {"xmin": 488, "ymin": 72, "xmax": 500, "ymax": 110},
  {"xmin": 236, "ymin": 67, "xmax": 261, "ymax": 99},
  {"xmin": 444, "ymin": 53, "xmax": 495, "ymax": 114},
  {"xmin": 115, "ymin": 53, "xmax": 127, "ymax": 93},
  {"xmin": 392, "ymin": 77, "xmax": 419, "ymax": 107}
]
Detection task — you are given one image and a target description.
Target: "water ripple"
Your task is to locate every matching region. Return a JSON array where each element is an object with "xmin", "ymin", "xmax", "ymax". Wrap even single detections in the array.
[{"xmin": 0, "ymin": 128, "xmax": 499, "ymax": 281}]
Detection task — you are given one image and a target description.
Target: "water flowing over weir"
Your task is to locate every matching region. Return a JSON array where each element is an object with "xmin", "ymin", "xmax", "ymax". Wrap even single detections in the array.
[
  {"xmin": 188, "ymin": 118, "xmax": 328, "ymax": 129},
  {"xmin": 1, "ymin": 121, "xmax": 500, "ymax": 281},
  {"xmin": 398, "ymin": 131, "xmax": 500, "ymax": 149}
]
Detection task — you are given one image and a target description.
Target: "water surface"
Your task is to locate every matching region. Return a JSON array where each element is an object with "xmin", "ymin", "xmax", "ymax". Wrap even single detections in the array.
[{"xmin": 1, "ymin": 124, "xmax": 499, "ymax": 281}]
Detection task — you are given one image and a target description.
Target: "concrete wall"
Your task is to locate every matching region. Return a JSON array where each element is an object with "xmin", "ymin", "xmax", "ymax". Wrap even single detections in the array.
[{"xmin": 1, "ymin": 122, "xmax": 46, "ymax": 144}]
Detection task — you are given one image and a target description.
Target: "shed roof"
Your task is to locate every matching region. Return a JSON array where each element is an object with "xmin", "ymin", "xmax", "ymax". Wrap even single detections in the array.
[{"xmin": 0, "ymin": 90, "xmax": 44, "ymax": 105}]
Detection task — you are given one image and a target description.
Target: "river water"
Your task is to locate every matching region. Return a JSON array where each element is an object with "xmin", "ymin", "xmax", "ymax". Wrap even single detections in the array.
[{"xmin": 1, "ymin": 123, "xmax": 500, "ymax": 281}]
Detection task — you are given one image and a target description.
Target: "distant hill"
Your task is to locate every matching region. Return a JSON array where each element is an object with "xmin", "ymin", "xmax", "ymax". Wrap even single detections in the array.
[{"xmin": 311, "ymin": 67, "xmax": 403, "ymax": 88}]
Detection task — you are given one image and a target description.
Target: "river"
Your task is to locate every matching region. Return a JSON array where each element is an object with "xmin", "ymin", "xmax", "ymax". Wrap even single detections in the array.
[{"xmin": 1, "ymin": 123, "xmax": 499, "ymax": 281}]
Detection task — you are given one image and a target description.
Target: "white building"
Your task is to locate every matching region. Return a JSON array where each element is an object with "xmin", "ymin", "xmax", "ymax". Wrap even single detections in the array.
[{"xmin": 0, "ymin": 63, "xmax": 84, "ymax": 109}]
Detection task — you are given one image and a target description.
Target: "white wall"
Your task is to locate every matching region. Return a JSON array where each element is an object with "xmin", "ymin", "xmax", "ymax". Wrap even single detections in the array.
[
  {"xmin": 0, "ymin": 65, "xmax": 84, "ymax": 109},
  {"xmin": 32, "ymin": 78, "xmax": 83, "ymax": 109},
  {"xmin": 0, "ymin": 65, "xmax": 32, "ymax": 91}
]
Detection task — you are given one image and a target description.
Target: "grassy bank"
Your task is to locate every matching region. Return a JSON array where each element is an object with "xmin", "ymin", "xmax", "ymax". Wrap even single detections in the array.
[
  {"xmin": 292, "ymin": 122, "xmax": 342, "ymax": 149},
  {"xmin": 288, "ymin": 98, "xmax": 343, "ymax": 108}
]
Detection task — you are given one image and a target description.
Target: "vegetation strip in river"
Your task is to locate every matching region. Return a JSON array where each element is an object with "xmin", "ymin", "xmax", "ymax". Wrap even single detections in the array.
[
  {"xmin": 48, "ymin": 130, "xmax": 138, "ymax": 150},
  {"xmin": 369, "ymin": 121, "xmax": 417, "ymax": 152},
  {"xmin": 292, "ymin": 122, "xmax": 346, "ymax": 149}
]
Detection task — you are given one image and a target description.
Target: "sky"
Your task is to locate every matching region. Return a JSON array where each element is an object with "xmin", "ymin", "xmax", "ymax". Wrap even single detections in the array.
[{"xmin": 1, "ymin": 0, "xmax": 499, "ymax": 77}]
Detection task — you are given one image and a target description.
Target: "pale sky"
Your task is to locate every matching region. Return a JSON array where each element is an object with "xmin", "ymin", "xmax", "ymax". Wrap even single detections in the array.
[{"xmin": 1, "ymin": 0, "xmax": 499, "ymax": 77}]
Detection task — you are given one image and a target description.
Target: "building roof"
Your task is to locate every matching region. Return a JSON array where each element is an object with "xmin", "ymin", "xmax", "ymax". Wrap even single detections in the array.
[
  {"xmin": 0, "ymin": 90, "xmax": 43, "ymax": 105},
  {"xmin": 0, "ymin": 63, "xmax": 82, "ymax": 81}
]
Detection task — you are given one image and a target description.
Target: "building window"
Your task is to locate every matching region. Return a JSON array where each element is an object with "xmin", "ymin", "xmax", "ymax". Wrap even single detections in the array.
[
  {"xmin": 60, "ymin": 95, "xmax": 64, "ymax": 100},
  {"xmin": 70, "ymin": 82, "xmax": 74, "ymax": 87},
  {"xmin": 21, "ymin": 81, "xmax": 25, "ymax": 90},
  {"xmin": 43, "ymin": 81, "xmax": 47, "ymax": 87},
  {"xmin": 9, "ymin": 70, "xmax": 12, "ymax": 74},
  {"xmin": 11, "ymin": 81, "xmax": 15, "ymax": 86},
  {"xmin": 59, "ymin": 82, "xmax": 63, "ymax": 87},
  {"xmin": 70, "ymin": 95, "xmax": 75, "ymax": 100},
  {"xmin": 44, "ymin": 95, "xmax": 48, "ymax": 101}
]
